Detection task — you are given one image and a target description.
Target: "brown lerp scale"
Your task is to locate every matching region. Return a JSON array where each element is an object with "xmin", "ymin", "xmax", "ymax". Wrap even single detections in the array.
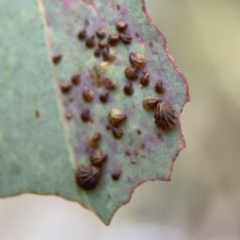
[
  {"xmin": 112, "ymin": 169, "xmax": 122, "ymax": 181},
  {"xmin": 123, "ymin": 82, "xmax": 134, "ymax": 96},
  {"xmin": 154, "ymin": 101, "xmax": 177, "ymax": 130},
  {"xmin": 94, "ymin": 48, "xmax": 101, "ymax": 57},
  {"xmin": 142, "ymin": 97, "xmax": 159, "ymax": 111},
  {"xmin": 140, "ymin": 72, "xmax": 150, "ymax": 86},
  {"xmin": 86, "ymin": 35, "xmax": 95, "ymax": 48},
  {"xmin": 98, "ymin": 41, "xmax": 108, "ymax": 48},
  {"xmin": 59, "ymin": 82, "xmax": 72, "ymax": 94},
  {"xmin": 137, "ymin": 129, "xmax": 142, "ymax": 135},
  {"xmin": 52, "ymin": 53, "xmax": 63, "ymax": 64},
  {"xmin": 90, "ymin": 149, "xmax": 107, "ymax": 167},
  {"xmin": 99, "ymin": 89, "xmax": 109, "ymax": 103},
  {"xmin": 96, "ymin": 28, "xmax": 106, "ymax": 39},
  {"xmin": 76, "ymin": 165, "xmax": 101, "ymax": 190},
  {"xmin": 155, "ymin": 80, "xmax": 165, "ymax": 94},
  {"xmin": 81, "ymin": 108, "xmax": 90, "ymax": 122},
  {"xmin": 112, "ymin": 127, "xmax": 123, "ymax": 139},
  {"xmin": 129, "ymin": 53, "xmax": 146, "ymax": 69},
  {"xmin": 71, "ymin": 72, "xmax": 80, "ymax": 85},
  {"xmin": 116, "ymin": 20, "xmax": 128, "ymax": 32},
  {"xmin": 102, "ymin": 47, "xmax": 116, "ymax": 62},
  {"xmin": 125, "ymin": 67, "xmax": 138, "ymax": 81},
  {"xmin": 102, "ymin": 78, "xmax": 116, "ymax": 90},
  {"xmin": 78, "ymin": 29, "xmax": 86, "ymax": 40},
  {"xmin": 82, "ymin": 87, "xmax": 94, "ymax": 102},
  {"xmin": 120, "ymin": 33, "xmax": 132, "ymax": 44},
  {"xmin": 109, "ymin": 108, "xmax": 126, "ymax": 127},
  {"xmin": 88, "ymin": 132, "xmax": 101, "ymax": 147},
  {"xmin": 108, "ymin": 33, "xmax": 119, "ymax": 46}
]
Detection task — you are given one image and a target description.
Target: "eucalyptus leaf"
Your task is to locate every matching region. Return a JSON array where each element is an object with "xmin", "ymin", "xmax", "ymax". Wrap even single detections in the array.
[{"xmin": 0, "ymin": 0, "xmax": 189, "ymax": 224}]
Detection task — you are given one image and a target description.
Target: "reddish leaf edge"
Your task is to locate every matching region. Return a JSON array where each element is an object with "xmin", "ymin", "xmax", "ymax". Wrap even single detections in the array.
[{"xmin": 142, "ymin": 0, "xmax": 190, "ymax": 104}]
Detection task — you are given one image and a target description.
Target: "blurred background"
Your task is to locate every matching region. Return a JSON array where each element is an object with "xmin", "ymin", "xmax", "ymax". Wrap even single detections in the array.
[{"xmin": 1, "ymin": 0, "xmax": 240, "ymax": 239}]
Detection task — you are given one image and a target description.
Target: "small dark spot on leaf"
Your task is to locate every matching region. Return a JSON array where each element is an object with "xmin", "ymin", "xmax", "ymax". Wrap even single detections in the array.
[
  {"xmin": 81, "ymin": 108, "xmax": 90, "ymax": 122},
  {"xmin": 116, "ymin": 4, "xmax": 120, "ymax": 10},
  {"xmin": 125, "ymin": 151, "xmax": 131, "ymax": 156},
  {"xmin": 135, "ymin": 33, "xmax": 140, "ymax": 38},
  {"xmin": 155, "ymin": 80, "xmax": 165, "ymax": 94},
  {"xmin": 71, "ymin": 72, "xmax": 80, "ymax": 85},
  {"xmin": 137, "ymin": 129, "xmax": 142, "ymax": 135},
  {"xmin": 112, "ymin": 169, "xmax": 122, "ymax": 181},
  {"xmin": 78, "ymin": 29, "xmax": 86, "ymax": 40},
  {"xmin": 140, "ymin": 143, "xmax": 145, "ymax": 149},
  {"xmin": 157, "ymin": 133, "xmax": 162, "ymax": 139},
  {"xmin": 99, "ymin": 89, "xmax": 109, "ymax": 103},
  {"xmin": 69, "ymin": 96, "xmax": 74, "ymax": 102},
  {"xmin": 123, "ymin": 82, "xmax": 134, "ymax": 96},
  {"xmin": 65, "ymin": 112, "xmax": 72, "ymax": 120},
  {"xmin": 131, "ymin": 159, "xmax": 137, "ymax": 165},
  {"xmin": 52, "ymin": 53, "xmax": 62, "ymax": 64},
  {"xmin": 60, "ymin": 82, "xmax": 72, "ymax": 94},
  {"xmin": 86, "ymin": 35, "xmax": 95, "ymax": 48},
  {"xmin": 35, "ymin": 110, "xmax": 40, "ymax": 119},
  {"xmin": 94, "ymin": 48, "xmax": 101, "ymax": 57},
  {"xmin": 105, "ymin": 123, "xmax": 112, "ymax": 130},
  {"xmin": 149, "ymin": 42, "xmax": 153, "ymax": 48}
]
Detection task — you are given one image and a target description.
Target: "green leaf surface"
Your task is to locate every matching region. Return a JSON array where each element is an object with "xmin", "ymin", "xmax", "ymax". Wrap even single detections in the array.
[{"xmin": 0, "ymin": 0, "xmax": 189, "ymax": 224}]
